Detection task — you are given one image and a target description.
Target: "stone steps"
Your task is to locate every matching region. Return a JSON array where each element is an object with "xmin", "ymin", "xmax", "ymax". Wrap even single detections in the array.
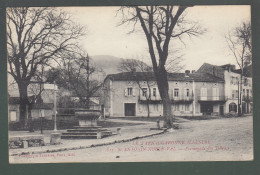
[
  {"xmin": 73, "ymin": 126, "xmax": 102, "ymax": 129},
  {"xmin": 67, "ymin": 128, "xmax": 109, "ymax": 132},
  {"xmin": 61, "ymin": 126, "xmax": 113, "ymax": 139}
]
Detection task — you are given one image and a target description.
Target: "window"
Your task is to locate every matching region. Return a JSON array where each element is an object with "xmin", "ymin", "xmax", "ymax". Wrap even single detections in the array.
[
  {"xmin": 175, "ymin": 104, "xmax": 179, "ymax": 111},
  {"xmin": 186, "ymin": 89, "xmax": 190, "ymax": 97},
  {"xmin": 247, "ymin": 89, "xmax": 249, "ymax": 96},
  {"xmin": 154, "ymin": 105, "xmax": 158, "ymax": 111},
  {"xmin": 230, "ymin": 76, "xmax": 233, "ymax": 84},
  {"xmin": 244, "ymin": 78, "xmax": 248, "ymax": 86},
  {"xmin": 153, "ymin": 88, "xmax": 156, "ymax": 96},
  {"xmin": 10, "ymin": 111, "xmax": 17, "ymax": 122},
  {"xmin": 142, "ymin": 88, "xmax": 147, "ymax": 97},
  {"xmin": 212, "ymin": 88, "xmax": 219, "ymax": 100},
  {"xmin": 235, "ymin": 90, "xmax": 239, "ymax": 98},
  {"xmin": 185, "ymin": 104, "xmax": 190, "ymax": 111},
  {"xmin": 40, "ymin": 109, "xmax": 45, "ymax": 117},
  {"xmin": 200, "ymin": 88, "xmax": 207, "ymax": 100},
  {"xmin": 174, "ymin": 89, "xmax": 179, "ymax": 97},
  {"xmin": 128, "ymin": 88, "xmax": 133, "ymax": 96},
  {"xmin": 232, "ymin": 90, "xmax": 239, "ymax": 99}
]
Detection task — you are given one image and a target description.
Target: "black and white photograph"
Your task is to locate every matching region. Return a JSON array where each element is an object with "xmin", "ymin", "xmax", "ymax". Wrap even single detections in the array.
[{"xmin": 7, "ymin": 5, "xmax": 253, "ymax": 163}]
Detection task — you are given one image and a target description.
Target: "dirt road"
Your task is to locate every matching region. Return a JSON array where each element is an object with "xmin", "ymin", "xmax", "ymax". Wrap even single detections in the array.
[{"xmin": 10, "ymin": 116, "xmax": 253, "ymax": 163}]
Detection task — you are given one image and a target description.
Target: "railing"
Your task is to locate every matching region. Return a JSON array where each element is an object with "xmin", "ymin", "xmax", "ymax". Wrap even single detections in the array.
[
  {"xmin": 198, "ymin": 96, "xmax": 227, "ymax": 101},
  {"xmin": 242, "ymin": 96, "xmax": 253, "ymax": 102},
  {"xmin": 139, "ymin": 95, "xmax": 161, "ymax": 101},
  {"xmin": 171, "ymin": 95, "xmax": 194, "ymax": 103},
  {"xmin": 138, "ymin": 95, "xmax": 162, "ymax": 104}
]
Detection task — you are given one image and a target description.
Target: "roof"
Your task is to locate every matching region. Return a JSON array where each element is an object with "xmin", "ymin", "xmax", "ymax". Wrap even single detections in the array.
[
  {"xmin": 232, "ymin": 65, "xmax": 252, "ymax": 77},
  {"xmin": 105, "ymin": 72, "xmax": 224, "ymax": 83},
  {"xmin": 9, "ymin": 97, "xmax": 54, "ymax": 109},
  {"xmin": 199, "ymin": 63, "xmax": 252, "ymax": 78}
]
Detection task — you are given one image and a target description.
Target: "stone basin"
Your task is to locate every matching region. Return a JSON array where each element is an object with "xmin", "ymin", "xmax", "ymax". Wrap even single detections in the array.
[{"xmin": 75, "ymin": 109, "xmax": 101, "ymax": 126}]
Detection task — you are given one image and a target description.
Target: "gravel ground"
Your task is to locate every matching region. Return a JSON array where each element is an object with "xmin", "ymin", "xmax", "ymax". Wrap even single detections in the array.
[{"xmin": 10, "ymin": 115, "xmax": 253, "ymax": 163}]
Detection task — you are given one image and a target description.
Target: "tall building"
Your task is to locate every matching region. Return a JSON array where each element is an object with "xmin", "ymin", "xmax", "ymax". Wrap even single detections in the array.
[{"xmin": 197, "ymin": 63, "xmax": 253, "ymax": 114}]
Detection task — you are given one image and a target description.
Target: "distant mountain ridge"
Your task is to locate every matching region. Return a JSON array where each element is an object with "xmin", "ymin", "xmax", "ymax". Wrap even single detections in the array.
[{"xmin": 91, "ymin": 55, "xmax": 123, "ymax": 75}]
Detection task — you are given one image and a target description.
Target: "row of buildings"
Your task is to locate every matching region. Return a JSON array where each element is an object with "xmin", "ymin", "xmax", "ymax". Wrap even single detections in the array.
[
  {"xmin": 100, "ymin": 63, "xmax": 253, "ymax": 117},
  {"xmin": 8, "ymin": 62, "xmax": 253, "ymax": 123}
]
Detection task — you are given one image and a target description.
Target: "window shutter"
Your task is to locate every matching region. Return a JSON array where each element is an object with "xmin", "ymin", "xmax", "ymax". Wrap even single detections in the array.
[
  {"xmin": 125, "ymin": 89, "xmax": 127, "ymax": 96},
  {"xmin": 156, "ymin": 88, "xmax": 159, "ymax": 98},
  {"xmin": 133, "ymin": 88, "xmax": 136, "ymax": 96}
]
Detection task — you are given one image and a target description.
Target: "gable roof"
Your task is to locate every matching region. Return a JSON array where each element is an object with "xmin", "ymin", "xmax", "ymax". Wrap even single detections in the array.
[
  {"xmin": 198, "ymin": 62, "xmax": 252, "ymax": 78},
  {"xmin": 105, "ymin": 72, "xmax": 224, "ymax": 83}
]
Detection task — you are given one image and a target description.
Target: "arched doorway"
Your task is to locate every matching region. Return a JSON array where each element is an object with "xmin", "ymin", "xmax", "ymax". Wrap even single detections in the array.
[{"xmin": 229, "ymin": 102, "xmax": 237, "ymax": 112}]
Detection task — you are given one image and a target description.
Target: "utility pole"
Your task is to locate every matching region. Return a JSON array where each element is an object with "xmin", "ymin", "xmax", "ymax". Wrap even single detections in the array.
[
  {"xmin": 192, "ymin": 80, "xmax": 196, "ymax": 116},
  {"xmin": 53, "ymin": 81, "xmax": 57, "ymax": 131},
  {"xmin": 86, "ymin": 55, "xmax": 90, "ymax": 109}
]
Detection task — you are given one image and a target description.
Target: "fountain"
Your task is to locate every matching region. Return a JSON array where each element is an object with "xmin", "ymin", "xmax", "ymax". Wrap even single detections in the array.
[{"xmin": 61, "ymin": 109, "xmax": 113, "ymax": 139}]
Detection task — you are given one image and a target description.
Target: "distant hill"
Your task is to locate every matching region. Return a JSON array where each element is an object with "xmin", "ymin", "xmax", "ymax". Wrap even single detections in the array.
[
  {"xmin": 91, "ymin": 55, "xmax": 150, "ymax": 77},
  {"xmin": 91, "ymin": 55, "xmax": 123, "ymax": 75}
]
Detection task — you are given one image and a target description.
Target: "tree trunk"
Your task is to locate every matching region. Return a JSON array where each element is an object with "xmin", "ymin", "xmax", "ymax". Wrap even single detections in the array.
[
  {"xmin": 146, "ymin": 100, "xmax": 150, "ymax": 118},
  {"xmin": 18, "ymin": 82, "xmax": 29, "ymax": 129},
  {"xmin": 28, "ymin": 102, "xmax": 34, "ymax": 132},
  {"xmin": 155, "ymin": 68, "xmax": 173, "ymax": 128}
]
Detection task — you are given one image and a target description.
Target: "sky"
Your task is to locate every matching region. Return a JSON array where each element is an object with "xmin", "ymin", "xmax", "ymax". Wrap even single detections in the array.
[{"xmin": 62, "ymin": 6, "xmax": 250, "ymax": 71}]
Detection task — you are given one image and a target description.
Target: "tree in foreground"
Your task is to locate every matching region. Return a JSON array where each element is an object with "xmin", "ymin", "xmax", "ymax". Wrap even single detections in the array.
[
  {"xmin": 225, "ymin": 22, "xmax": 252, "ymax": 116},
  {"xmin": 118, "ymin": 6, "xmax": 205, "ymax": 128},
  {"xmin": 7, "ymin": 7, "xmax": 85, "ymax": 130}
]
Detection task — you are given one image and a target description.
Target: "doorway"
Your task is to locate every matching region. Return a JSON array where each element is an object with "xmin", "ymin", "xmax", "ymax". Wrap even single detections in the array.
[
  {"xmin": 219, "ymin": 105, "xmax": 224, "ymax": 115},
  {"xmin": 200, "ymin": 103, "xmax": 213, "ymax": 115},
  {"xmin": 125, "ymin": 103, "xmax": 136, "ymax": 116}
]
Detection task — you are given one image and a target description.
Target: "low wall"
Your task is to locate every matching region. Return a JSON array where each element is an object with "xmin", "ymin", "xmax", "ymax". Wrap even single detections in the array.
[{"xmin": 9, "ymin": 114, "xmax": 78, "ymax": 131}]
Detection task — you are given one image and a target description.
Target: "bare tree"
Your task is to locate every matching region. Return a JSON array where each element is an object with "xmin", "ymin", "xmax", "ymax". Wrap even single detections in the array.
[
  {"xmin": 7, "ymin": 7, "xmax": 85, "ymax": 129},
  {"xmin": 118, "ymin": 6, "xmax": 205, "ymax": 128},
  {"xmin": 225, "ymin": 22, "xmax": 252, "ymax": 116},
  {"xmin": 118, "ymin": 58, "xmax": 155, "ymax": 118},
  {"xmin": 47, "ymin": 53, "xmax": 104, "ymax": 109}
]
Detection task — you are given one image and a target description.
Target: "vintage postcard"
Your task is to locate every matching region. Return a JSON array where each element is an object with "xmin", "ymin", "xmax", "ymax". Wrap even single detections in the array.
[{"xmin": 7, "ymin": 5, "xmax": 253, "ymax": 163}]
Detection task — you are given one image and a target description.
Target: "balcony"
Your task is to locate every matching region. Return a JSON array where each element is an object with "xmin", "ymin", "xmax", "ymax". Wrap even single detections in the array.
[
  {"xmin": 242, "ymin": 95, "xmax": 253, "ymax": 102},
  {"xmin": 198, "ymin": 96, "xmax": 227, "ymax": 102},
  {"xmin": 138, "ymin": 95, "xmax": 162, "ymax": 104},
  {"xmin": 171, "ymin": 95, "xmax": 194, "ymax": 104}
]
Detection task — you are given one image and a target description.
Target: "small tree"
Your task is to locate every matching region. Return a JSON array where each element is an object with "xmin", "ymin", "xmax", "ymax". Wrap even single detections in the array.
[
  {"xmin": 225, "ymin": 22, "xmax": 251, "ymax": 116},
  {"xmin": 118, "ymin": 6, "xmax": 205, "ymax": 127},
  {"xmin": 7, "ymin": 7, "xmax": 85, "ymax": 129}
]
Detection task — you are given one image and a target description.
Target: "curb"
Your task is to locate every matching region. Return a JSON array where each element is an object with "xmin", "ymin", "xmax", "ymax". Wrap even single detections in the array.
[{"xmin": 10, "ymin": 129, "xmax": 167, "ymax": 156}]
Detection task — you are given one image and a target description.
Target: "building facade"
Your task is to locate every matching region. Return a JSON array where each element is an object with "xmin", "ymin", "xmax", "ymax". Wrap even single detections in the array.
[
  {"xmin": 198, "ymin": 63, "xmax": 253, "ymax": 114},
  {"xmin": 101, "ymin": 68, "xmax": 228, "ymax": 117}
]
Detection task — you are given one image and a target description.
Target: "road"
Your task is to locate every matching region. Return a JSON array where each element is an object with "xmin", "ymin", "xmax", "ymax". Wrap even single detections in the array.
[{"xmin": 10, "ymin": 116, "xmax": 253, "ymax": 163}]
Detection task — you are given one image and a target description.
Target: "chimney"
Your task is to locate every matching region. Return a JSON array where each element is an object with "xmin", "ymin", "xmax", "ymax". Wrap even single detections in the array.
[
  {"xmin": 185, "ymin": 70, "xmax": 190, "ymax": 77},
  {"xmin": 191, "ymin": 70, "xmax": 196, "ymax": 74},
  {"xmin": 231, "ymin": 65, "xmax": 235, "ymax": 71}
]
